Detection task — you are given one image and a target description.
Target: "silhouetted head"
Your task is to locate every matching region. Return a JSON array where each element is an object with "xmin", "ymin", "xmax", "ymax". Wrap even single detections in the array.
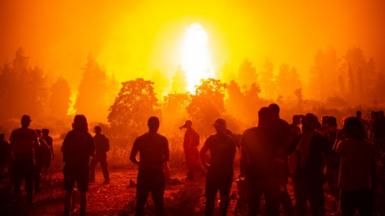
[
  {"xmin": 213, "ymin": 118, "xmax": 227, "ymax": 134},
  {"xmin": 0, "ymin": 133, "xmax": 4, "ymax": 141},
  {"xmin": 302, "ymin": 113, "xmax": 319, "ymax": 132},
  {"xmin": 21, "ymin": 115, "xmax": 31, "ymax": 128},
  {"xmin": 292, "ymin": 115, "xmax": 301, "ymax": 125},
  {"xmin": 94, "ymin": 126, "xmax": 102, "ymax": 134},
  {"xmin": 36, "ymin": 129, "xmax": 42, "ymax": 137},
  {"xmin": 42, "ymin": 128, "xmax": 49, "ymax": 136},
  {"xmin": 343, "ymin": 117, "xmax": 367, "ymax": 140},
  {"xmin": 180, "ymin": 120, "xmax": 192, "ymax": 130},
  {"xmin": 148, "ymin": 116, "xmax": 160, "ymax": 133},
  {"xmin": 268, "ymin": 103, "xmax": 280, "ymax": 119},
  {"xmin": 72, "ymin": 115, "xmax": 88, "ymax": 132},
  {"xmin": 326, "ymin": 116, "xmax": 337, "ymax": 128},
  {"xmin": 258, "ymin": 107, "xmax": 272, "ymax": 127},
  {"xmin": 379, "ymin": 111, "xmax": 384, "ymax": 118},
  {"xmin": 356, "ymin": 110, "xmax": 362, "ymax": 119}
]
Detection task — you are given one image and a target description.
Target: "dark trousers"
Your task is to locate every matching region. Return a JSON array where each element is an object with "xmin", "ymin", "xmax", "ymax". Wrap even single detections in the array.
[
  {"xmin": 12, "ymin": 158, "xmax": 34, "ymax": 203},
  {"xmin": 247, "ymin": 180, "xmax": 280, "ymax": 216},
  {"xmin": 294, "ymin": 176, "xmax": 325, "ymax": 216},
  {"xmin": 204, "ymin": 171, "xmax": 233, "ymax": 216},
  {"xmin": 89, "ymin": 155, "xmax": 109, "ymax": 182},
  {"xmin": 135, "ymin": 168, "xmax": 165, "ymax": 216},
  {"xmin": 340, "ymin": 189, "xmax": 372, "ymax": 216}
]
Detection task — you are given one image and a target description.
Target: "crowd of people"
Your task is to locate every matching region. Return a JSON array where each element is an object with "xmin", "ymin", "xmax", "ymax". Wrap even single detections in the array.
[{"xmin": 0, "ymin": 103, "xmax": 385, "ymax": 216}]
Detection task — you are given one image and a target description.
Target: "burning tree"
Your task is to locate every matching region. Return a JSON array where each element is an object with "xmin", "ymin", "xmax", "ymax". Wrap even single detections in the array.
[{"xmin": 108, "ymin": 78, "xmax": 159, "ymax": 138}]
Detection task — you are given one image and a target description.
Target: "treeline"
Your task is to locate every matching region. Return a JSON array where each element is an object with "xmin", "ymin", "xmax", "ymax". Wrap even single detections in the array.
[{"xmin": 0, "ymin": 47, "xmax": 384, "ymax": 136}]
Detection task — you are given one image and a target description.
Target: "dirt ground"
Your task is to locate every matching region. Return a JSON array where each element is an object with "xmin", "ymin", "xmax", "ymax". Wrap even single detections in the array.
[{"xmin": 0, "ymin": 168, "xmax": 339, "ymax": 216}]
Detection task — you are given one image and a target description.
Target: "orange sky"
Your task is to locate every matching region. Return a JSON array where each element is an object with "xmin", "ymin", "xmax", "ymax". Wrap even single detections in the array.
[{"xmin": 1, "ymin": 0, "xmax": 384, "ymax": 89}]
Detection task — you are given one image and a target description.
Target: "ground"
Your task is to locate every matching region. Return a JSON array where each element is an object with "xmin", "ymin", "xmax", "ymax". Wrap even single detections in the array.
[{"xmin": 0, "ymin": 168, "xmax": 339, "ymax": 216}]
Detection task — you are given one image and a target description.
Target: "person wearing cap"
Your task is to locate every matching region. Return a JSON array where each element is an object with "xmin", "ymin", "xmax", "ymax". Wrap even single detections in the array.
[
  {"xmin": 200, "ymin": 118, "xmax": 236, "ymax": 216},
  {"xmin": 10, "ymin": 114, "xmax": 38, "ymax": 203},
  {"xmin": 130, "ymin": 116, "xmax": 169, "ymax": 216},
  {"xmin": 180, "ymin": 120, "xmax": 201, "ymax": 180}
]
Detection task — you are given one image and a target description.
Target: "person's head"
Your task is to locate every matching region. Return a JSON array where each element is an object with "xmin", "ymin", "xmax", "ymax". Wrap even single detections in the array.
[
  {"xmin": 36, "ymin": 129, "xmax": 42, "ymax": 137},
  {"xmin": 213, "ymin": 118, "xmax": 227, "ymax": 134},
  {"xmin": 179, "ymin": 120, "xmax": 192, "ymax": 130},
  {"xmin": 42, "ymin": 128, "xmax": 49, "ymax": 136},
  {"xmin": 378, "ymin": 110, "xmax": 384, "ymax": 118},
  {"xmin": 268, "ymin": 103, "xmax": 280, "ymax": 119},
  {"xmin": 292, "ymin": 115, "xmax": 301, "ymax": 125},
  {"xmin": 356, "ymin": 110, "xmax": 362, "ymax": 119},
  {"xmin": 148, "ymin": 116, "xmax": 160, "ymax": 133},
  {"xmin": 94, "ymin": 126, "xmax": 102, "ymax": 134},
  {"xmin": 21, "ymin": 115, "xmax": 31, "ymax": 128},
  {"xmin": 326, "ymin": 116, "xmax": 337, "ymax": 129},
  {"xmin": 0, "ymin": 133, "xmax": 4, "ymax": 141},
  {"xmin": 302, "ymin": 113, "xmax": 319, "ymax": 132},
  {"xmin": 258, "ymin": 107, "xmax": 272, "ymax": 127},
  {"xmin": 72, "ymin": 115, "xmax": 88, "ymax": 132},
  {"xmin": 343, "ymin": 117, "xmax": 367, "ymax": 140}
]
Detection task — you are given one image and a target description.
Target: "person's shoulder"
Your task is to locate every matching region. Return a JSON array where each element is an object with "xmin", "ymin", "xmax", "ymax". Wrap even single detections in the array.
[
  {"xmin": 243, "ymin": 127, "xmax": 258, "ymax": 135},
  {"xmin": 156, "ymin": 133, "xmax": 168, "ymax": 142}
]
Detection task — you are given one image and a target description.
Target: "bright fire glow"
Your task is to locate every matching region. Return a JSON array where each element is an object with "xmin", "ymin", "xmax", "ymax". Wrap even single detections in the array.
[{"xmin": 180, "ymin": 23, "xmax": 215, "ymax": 93}]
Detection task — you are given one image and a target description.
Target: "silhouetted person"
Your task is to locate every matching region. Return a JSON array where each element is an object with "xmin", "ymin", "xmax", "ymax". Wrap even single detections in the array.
[
  {"xmin": 293, "ymin": 113, "xmax": 329, "ymax": 216},
  {"xmin": 62, "ymin": 115, "xmax": 95, "ymax": 216},
  {"xmin": 321, "ymin": 116, "xmax": 339, "ymax": 199},
  {"xmin": 180, "ymin": 120, "xmax": 201, "ymax": 180},
  {"xmin": 200, "ymin": 118, "xmax": 236, "ymax": 216},
  {"xmin": 10, "ymin": 115, "xmax": 37, "ymax": 203},
  {"xmin": 90, "ymin": 126, "xmax": 110, "ymax": 184},
  {"xmin": 373, "ymin": 111, "xmax": 385, "ymax": 154},
  {"xmin": 337, "ymin": 117, "xmax": 375, "ymax": 216},
  {"xmin": 34, "ymin": 129, "xmax": 51, "ymax": 192},
  {"xmin": 241, "ymin": 107, "xmax": 280, "ymax": 216},
  {"xmin": 268, "ymin": 103, "xmax": 294, "ymax": 216},
  {"xmin": 290, "ymin": 115, "xmax": 302, "ymax": 139},
  {"xmin": 41, "ymin": 128, "xmax": 54, "ymax": 165},
  {"xmin": 0, "ymin": 133, "xmax": 11, "ymax": 180},
  {"xmin": 130, "ymin": 116, "xmax": 169, "ymax": 216}
]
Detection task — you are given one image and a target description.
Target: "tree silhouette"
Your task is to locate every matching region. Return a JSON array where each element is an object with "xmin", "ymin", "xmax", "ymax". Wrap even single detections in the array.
[
  {"xmin": 108, "ymin": 78, "xmax": 158, "ymax": 137},
  {"xmin": 0, "ymin": 49, "xmax": 48, "ymax": 122},
  {"xmin": 75, "ymin": 56, "xmax": 109, "ymax": 121},
  {"xmin": 238, "ymin": 59, "xmax": 257, "ymax": 88},
  {"xmin": 187, "ymin": 79, "xmax": 226, "ymax": 136},
  {"xmin": 49, "ymin": 77, "xmax": 71, "ymax": 118}
]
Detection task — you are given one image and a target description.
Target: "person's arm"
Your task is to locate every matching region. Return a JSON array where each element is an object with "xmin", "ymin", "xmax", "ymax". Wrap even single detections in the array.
[
  {"xmin": 105, "ymin": 137, "xmax": 110, "ymax": 152},
  {"xmin": 239, "ymin": 132, "xmax": 249, "ymax": 177},
  {"xmin": 200, "ymin": 137, "xmax": 210, "ymax": 169},
  {"xmin": 129, "ymin": 138, "xmax": 140, "ymax": 165},
  {"xmin": 164, "ymin": 138, "xmax": 169, "ymax": 163},
  {"xmin": 88, "ymin": 134, "xmax": 95, "ymax": 157},
  {"xmin": 61, "ymin": 133, "xmax": 69, "ymax": 162},
  {"xmin": 50, "ymin": 138, "xmax": 55, "ymax": 159}
]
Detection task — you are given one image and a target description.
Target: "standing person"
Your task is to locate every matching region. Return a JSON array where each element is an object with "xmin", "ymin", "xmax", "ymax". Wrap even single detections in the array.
[
  {"xmin": 241, "ymin": 107, "xmax": 280, "ymax": 216},
  {"xmin": 200, "ymin": 118, "xmax": 236, "ymax": 216},
  {"xmin": 89, "ymin": 126, "xmax": 110, "ymax": 184},
  {"xmin": 293, "ymin": 113, "xmax": 330, "ymax": 216},
  {"xmin": 180, "ymin": 120, "xmax": 201, "ymax": 180},
  {"xmin": 130, "ymin": 116, "xmax": 169, "ymax": 216},
  {"xmin": 337, "ymin": 117, "xmax": 375, "ymax": 216},
  {"xmin": 0, "ymin": 133, "xmax": 11, "ymax": 180},
  {"xmin": 268, "ymin": 103, "xmax": 294, "ymax": 216},
  {"xmin": 10, "ymin": 115, "xmax": 38, "ymax": 203},
  {"xmin": 41, "ymin": 128, "xmax": 54, "ymax": 166},
  {"xmin": 34, "ymin": 129, "xmax": 51, "ymax": 192},
  {"xmin": 62, "ymin": 115, "xmax": 95, "ymax": 216}
]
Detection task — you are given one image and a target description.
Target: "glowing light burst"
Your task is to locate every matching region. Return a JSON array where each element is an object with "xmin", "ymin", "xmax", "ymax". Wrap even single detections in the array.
[{"xmin": 180, "ymin": 23, "xmax": 215, "ymax": 93}]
